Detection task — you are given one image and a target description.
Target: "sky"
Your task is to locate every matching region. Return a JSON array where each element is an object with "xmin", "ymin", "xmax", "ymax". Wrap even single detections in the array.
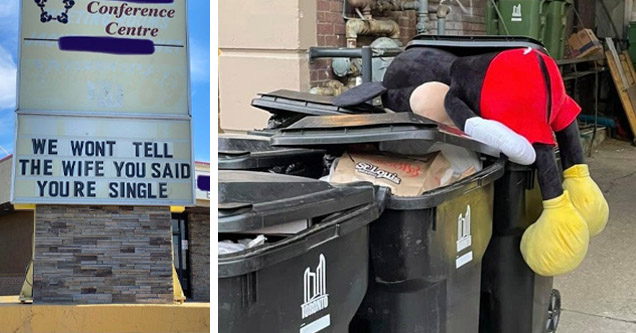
[{"xmin": 0, "ymin": 0, "xmax": 211, "ymax": 161}]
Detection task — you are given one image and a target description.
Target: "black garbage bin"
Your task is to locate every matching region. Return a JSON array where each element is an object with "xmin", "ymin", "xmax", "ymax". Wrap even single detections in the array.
[
  {"xmin": 479, "ymin": 162, "xmax": 562, "ymax": 333},
  {"xmin": 218, "ymin": 134, "xmax": 326, "ymax": 178},
  {"xmin": 403, "ymin": 36, "xmax": 561, "ymax": 333},
  {"xmin": 218, "ymin": 170, "xmax": 381, "ymax": 333},
  {"xmin": 270, "ymin": 112, "xmax": 505, "ymax": 332}
]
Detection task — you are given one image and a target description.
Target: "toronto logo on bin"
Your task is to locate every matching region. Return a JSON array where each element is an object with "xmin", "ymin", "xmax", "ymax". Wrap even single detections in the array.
[
  {"xmin": 301, "ymin": 254, "xmax": 329, "ymax": 319},
  {"xmin": 456, "ymin": 205, "xmax": 474, "ymax": 269},
  {"xmin": 511, "ymin": 3, "xmax": 522, "ymax": 22},
  {"xmin": 457, "ymin": 205, "xmax": 472, "ymax": 252}
]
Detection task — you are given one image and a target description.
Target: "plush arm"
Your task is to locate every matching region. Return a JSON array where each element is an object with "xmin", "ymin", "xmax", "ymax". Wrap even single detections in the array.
[
  {"xmin": 555, "ymin": 122, "xmax": 609, "ymax": 236},
  {"xmin": 520, "ymin": 143, "xmax": 590, "ymax": 276},
  {"xmin": 555, "ymin": 122, "xmax": 585, "ymax": 170},
  {"xmin": 534, "ymin": 143, "xmax": 564, "ymax": 200},
  {"xmin": 444, "ymin": 87, "xmax": 536, "ymax": 165},
  {"xmin": 443, "ymin": 87, "xmax": 477, "ymax": 130}
]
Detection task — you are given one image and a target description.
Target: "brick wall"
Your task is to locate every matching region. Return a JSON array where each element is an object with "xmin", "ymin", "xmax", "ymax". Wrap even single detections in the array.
[
  {"xmin": 311, "ymin": 0, "xmax": 486, "ymax": 86},
  {"xmin": 187, "ymin": 209, "xmax": 210, "ymax": 302},
  {"xmin": 33, "ymin": 206, "xmax": 173, "ymax": 304}
]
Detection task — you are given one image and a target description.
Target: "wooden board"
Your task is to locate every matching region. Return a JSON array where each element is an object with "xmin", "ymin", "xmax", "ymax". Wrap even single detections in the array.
[
  {"xmin": 606, "ymin": 49, "xmax": 636, "ymax": 140},
  {"xmin": 622, "ymin": 51, "xmax": 636, "ymax": 85},
  {"xmin": 620, "ymin": 54, "xmax": 635, "ymax": 85}
]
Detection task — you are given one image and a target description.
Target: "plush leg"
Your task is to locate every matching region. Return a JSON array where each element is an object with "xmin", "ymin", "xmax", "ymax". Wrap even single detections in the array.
[
  {"xmin": 519, "ymin": 144, "xmax": 590, "ymax": 276},
  {"xmin": 444, "ymin": 88, "xmax": 536, "ymax": 165},
  {"xmin": 556, "ymin": 122, "xmax": 609, "ymax": 236}
]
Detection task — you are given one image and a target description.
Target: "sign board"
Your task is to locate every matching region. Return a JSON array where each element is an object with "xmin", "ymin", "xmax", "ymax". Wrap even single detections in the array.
[
  {"xmin": 195, "ymin": 171, "xmax": 210, "ymax": 201},
  {"xmin": 18, "ymin": 0, "xmax": 189, "ymax": 116},
  {"xmin": 13, "ymin": 0, "xmax": 195, "ymax": 206},
  {"xmin": 12, "ymin": 114, "xmax": 194, "ymax": 205}
]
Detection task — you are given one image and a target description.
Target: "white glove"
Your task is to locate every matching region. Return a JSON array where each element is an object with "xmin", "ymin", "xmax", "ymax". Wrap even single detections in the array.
[{"xmin": 464, "ymin": 117, "xmax": 536, "ymax": 165}]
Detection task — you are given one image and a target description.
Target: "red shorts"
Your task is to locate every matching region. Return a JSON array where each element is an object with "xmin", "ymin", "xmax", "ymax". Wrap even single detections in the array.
[{"xmin": 479, "ymin": 49, "xmax": 581, "ymax": 145}]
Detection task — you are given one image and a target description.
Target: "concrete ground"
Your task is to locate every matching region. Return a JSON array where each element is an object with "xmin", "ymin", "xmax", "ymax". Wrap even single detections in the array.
[{"xmin": 555, "ymin": 138, "xmax": 636, "ymax": 332}]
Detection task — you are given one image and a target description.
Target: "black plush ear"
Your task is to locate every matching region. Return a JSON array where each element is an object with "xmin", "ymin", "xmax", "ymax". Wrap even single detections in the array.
[{"xmin": 333, "ymin": 82, "xmax": 387, "ymax": 107}]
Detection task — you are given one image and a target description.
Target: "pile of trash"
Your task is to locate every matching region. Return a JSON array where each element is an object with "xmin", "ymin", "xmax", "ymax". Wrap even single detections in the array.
[{"xmin": 322, "ymin": 145, "xmax": 481, "ymax": 196}]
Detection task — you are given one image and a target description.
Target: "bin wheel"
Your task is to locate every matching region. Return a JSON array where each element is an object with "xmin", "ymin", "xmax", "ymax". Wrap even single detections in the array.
[{"xmin": 545, "ymin": 289, "xmax": 561, "ymax": 333}]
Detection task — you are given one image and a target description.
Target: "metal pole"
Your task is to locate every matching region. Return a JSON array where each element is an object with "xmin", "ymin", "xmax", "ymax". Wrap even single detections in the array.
[
  {"xmin": 589, "ymin": 61, "xmax": 599, "ymax": 157},
  {"xmin": 309, "ymin": 47, "xmax": 402, "ymax": 61},
  {"xmin": 438, "ymin": 18, "xmax": 446, "ymax": 35},
  {"xmin": 362, "ymin": 46, "xmax": 372, "ymax": 83}
]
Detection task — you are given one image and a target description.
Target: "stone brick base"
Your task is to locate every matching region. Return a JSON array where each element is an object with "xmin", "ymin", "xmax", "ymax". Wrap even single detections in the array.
[
  {"xmin": 34, "ymin": 206, "xmax": 173, "ymax": 304},
  {"xmin": 187, "ymin": 209, "xmax": 210, "ymax": 302}
]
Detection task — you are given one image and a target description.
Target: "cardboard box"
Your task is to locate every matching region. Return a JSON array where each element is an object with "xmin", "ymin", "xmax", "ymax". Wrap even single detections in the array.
[
  {"xmin": 329, "ymin": 151, "xmax": 454, "ymax": 197},
  {"xmin": 567, "ymin": 29, "xmax": 604, "ymax": 58}
]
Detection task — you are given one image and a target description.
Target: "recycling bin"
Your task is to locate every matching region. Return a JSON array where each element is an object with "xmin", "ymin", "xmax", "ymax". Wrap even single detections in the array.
[
  {"xmin": 269, "ymin": 112, "xmax": 505, "ymax": 332},
  {"xmin": 218, "ymin": 170, "xmax": 381, "ymax": 332},
  {"xmin": 496, "ymin": 0, "xmax": 548, "ymax": 41},
  {"xmin": 218, "ymin": 133, "xmax": 326, "ymax": 178},
  {"xmin": 544, "ymin": 0, "xmax": 572, "ymax": 59}
]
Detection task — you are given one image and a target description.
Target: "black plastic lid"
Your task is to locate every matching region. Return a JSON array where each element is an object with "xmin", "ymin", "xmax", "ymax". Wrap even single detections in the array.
[
  {"xmin": 218, "ymin": 134, "xmax": 325, "ymax": 170},
  {"xmin": 270, "ymin": 112, "xmax": 500, "ymax": 158},
  {"xmin": 218, "ymin": 171, "xmax": 376, "ymax": 232},
  {"xmin": 251, "ymin": 89, "xmax": 385, "ymax": 116},
  {"xmin": 407, "ymin": 35, "xmax": 547, "ymax": 56},
  {"xmin": 219, "ymin": 201, "xmax": 379, "ymax": 277}
]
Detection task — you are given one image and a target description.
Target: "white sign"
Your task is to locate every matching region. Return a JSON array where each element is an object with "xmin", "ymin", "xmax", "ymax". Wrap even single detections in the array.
[
  {"xmin": 195, "ymin": 168, "xmax": 210, "ymax": 201},
  {"xmin": 13, "ymin": 0, "xmax": 194, "ymax": 206},
  {"xmin": 12, "ymin": 114, "xmax": 194, "ymax": 206},
  {"xmin": 18, "ymin": 0, "xmax": 189, "ymax": 115}
]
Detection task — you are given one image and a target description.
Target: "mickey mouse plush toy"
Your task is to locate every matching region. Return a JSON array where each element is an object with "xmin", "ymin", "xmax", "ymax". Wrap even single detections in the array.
[{"xmin": 334, "ymin": 46, "xmax": 609, "ymax": 276}]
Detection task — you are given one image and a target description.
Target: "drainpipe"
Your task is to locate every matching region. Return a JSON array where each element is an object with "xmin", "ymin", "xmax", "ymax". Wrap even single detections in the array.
[
  {"xmin": 416, "ymin": 0, "xmax": 429, "ymax": 34},
  {"xmin": 437, "ymin": 4, "xmax": 450, "ymax": 35},
  {"xmin": 346, "ymin": 18, "xmax": 400, "ymax": 48}
]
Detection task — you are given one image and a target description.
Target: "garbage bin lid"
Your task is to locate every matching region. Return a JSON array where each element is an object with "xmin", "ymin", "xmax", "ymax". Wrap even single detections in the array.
[
  {"xmin": 218, "ymin": 170, "xmax": 376, "ymax": 232},
  {"xmin": 218, "ymin": 134, "xmax": 325, "ymax": 170},
  {"xmin": 407, "ymin": 35, "xmax": 547, "ymax": 56},
  {"xmin": 251, "ymin": 89, "xmax": 385, "ymax": 116},
  {"xmin": 270, "ymin": 112, "xmax": 501, "ymax": 158}
]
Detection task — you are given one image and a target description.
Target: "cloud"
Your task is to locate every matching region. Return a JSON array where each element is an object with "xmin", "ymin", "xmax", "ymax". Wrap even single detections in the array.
[
  {"xmin": 189, "ymin": 39, "xmax": 210, "ymax": 83},
  {"xmin": 0, "ymin": 107, "xmax": 14, "ymax": 154},
  {"xmin": 0, "ymin": 46, "xmax": 16, "ymax": 109},
  {"xmin": 0, "ymin": 0, "xmax": 18, "ymax": 61},
  {"xmin": 0, "ymin": 0, "xmax": 18, "ymax": 18}
]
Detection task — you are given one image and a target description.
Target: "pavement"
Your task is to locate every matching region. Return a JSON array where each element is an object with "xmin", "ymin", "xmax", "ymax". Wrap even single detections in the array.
[{"xmin": 555, "ymin": 138, "xmax": 636, "ymax": 332}]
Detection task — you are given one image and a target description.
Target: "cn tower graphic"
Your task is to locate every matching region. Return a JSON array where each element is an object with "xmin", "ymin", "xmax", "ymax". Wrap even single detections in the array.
[
  {"xmin": 301, "ymin": 254, "xmax": 329, "ymax": 319},
  {"xmin": 456, "ymin": 205, "xmax": 472, "ymax": 252}
]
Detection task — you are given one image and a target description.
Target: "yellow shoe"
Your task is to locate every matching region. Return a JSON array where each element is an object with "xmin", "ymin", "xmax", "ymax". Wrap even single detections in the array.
[
  {"xmin": 520, "ymin": 191, "xmax": 590, "ymax": 276},
  {"xmin": 562, "ymin": 164, "xmax": 609, "ymax": 237}
]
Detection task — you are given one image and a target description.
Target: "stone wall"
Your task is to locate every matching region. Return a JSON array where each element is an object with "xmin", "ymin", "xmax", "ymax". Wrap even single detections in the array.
[
  {"xmin": 33, "ymin": 205, "xmax": 173, "ymax": 304},
  {"xmin": 187, "ymin": 209, "xmax": 210, "ymax": 302}
]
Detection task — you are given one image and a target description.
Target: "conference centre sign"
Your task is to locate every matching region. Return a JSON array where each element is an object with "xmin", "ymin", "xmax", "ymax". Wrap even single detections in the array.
[{"xmin": 12, "ymin": 0, "xmax": 195, "ymax": 206}]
